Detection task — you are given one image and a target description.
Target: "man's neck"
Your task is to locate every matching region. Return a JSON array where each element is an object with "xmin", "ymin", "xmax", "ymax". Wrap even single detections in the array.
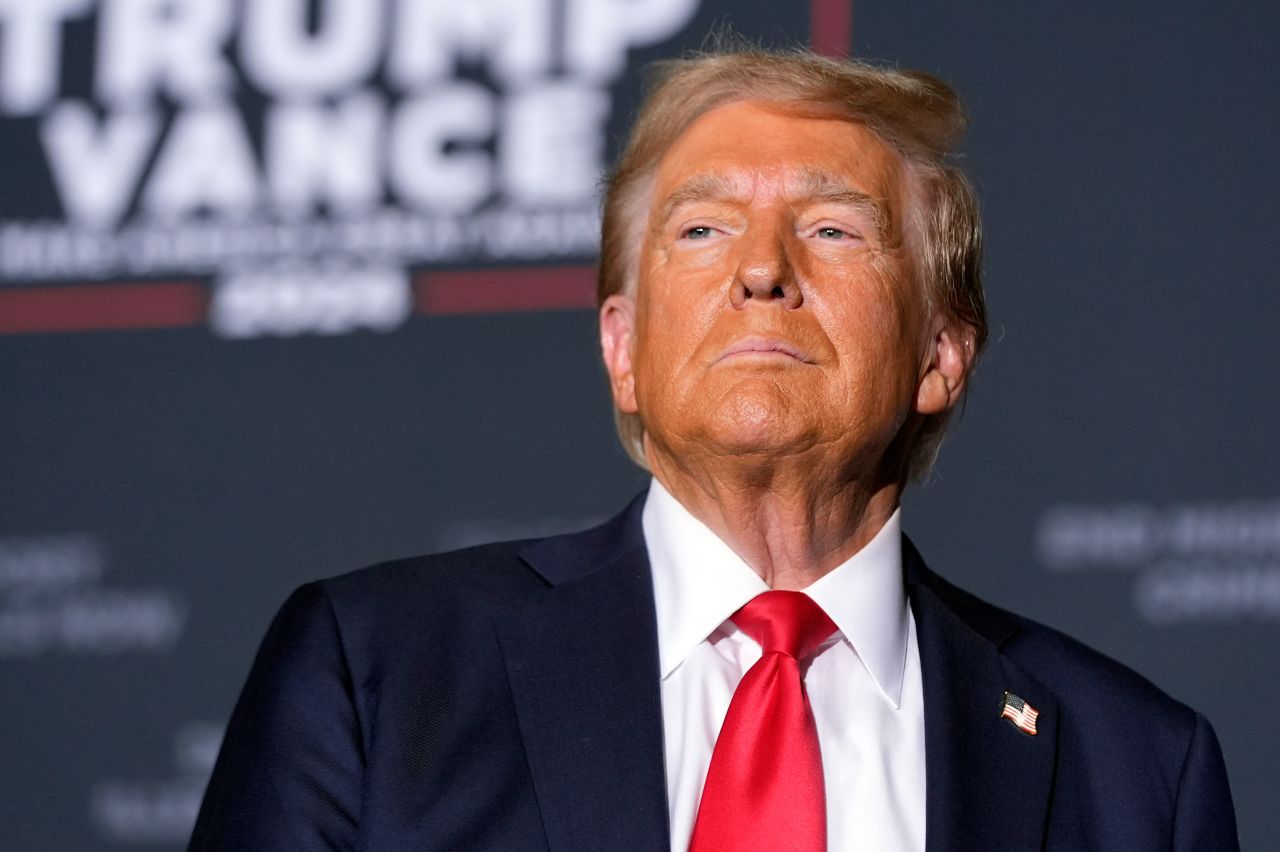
[{"xmin": 646, "ymin": 447, "xmax": 902, "ymax": 591}]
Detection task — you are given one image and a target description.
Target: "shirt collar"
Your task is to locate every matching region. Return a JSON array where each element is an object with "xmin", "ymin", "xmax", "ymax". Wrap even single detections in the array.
[{"xmin": 643, "ymin": 477, "xmax": 909, "ymax": 707}]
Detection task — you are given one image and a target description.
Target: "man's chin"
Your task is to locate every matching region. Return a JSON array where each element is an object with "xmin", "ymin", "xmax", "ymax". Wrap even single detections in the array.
[
  {"xmin": 640, "ymin": 382, "xmax": 830, "ymax": 461},
  {"xmin": 692, "ymin": 415, "xmax": 823, "ymax": 462}
]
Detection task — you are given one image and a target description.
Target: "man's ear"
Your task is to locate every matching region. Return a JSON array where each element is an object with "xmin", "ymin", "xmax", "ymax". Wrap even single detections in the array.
[
  {"xmin": 600, "ymin": 294, "xmax": 639, "ymax": 414},
  {"xmin": 915, "ymin": 317, "xmax": 977, "ymax": 416}
]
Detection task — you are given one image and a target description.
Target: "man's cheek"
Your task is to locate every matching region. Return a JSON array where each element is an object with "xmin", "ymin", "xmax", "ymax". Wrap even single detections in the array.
[{"xmin": 673, "ymin": 241, "xmax": 733, "ymax": 273}]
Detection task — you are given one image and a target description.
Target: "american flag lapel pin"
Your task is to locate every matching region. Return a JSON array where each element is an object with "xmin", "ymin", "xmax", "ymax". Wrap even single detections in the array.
[{"xmin": 1000, "ymin": 690, "xmax": 1039, "ymax": 736}]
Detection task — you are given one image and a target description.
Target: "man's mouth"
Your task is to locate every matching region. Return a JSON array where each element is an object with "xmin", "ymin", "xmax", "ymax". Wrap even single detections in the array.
[{"xmin": 715, "ymin": 337, "xmax": 813, "ymax": 364}]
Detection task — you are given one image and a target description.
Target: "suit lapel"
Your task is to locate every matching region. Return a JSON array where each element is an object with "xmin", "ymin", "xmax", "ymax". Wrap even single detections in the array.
[
  {"xmin": 493, "ymin": 506, "xmax": 1060, "ymax": 851},
  {"xmin": 494, "ymin": 501, "xmax": 669, "ymax": 852},
  {"xmin": 906, "ymin": 541, "xmax": 1059, "ymax": 852}
]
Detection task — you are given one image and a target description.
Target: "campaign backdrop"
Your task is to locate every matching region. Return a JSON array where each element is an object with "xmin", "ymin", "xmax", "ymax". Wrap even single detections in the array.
[{"xmin": 1, "ymin": 1, "xmax": 1276, "ymax": 849}]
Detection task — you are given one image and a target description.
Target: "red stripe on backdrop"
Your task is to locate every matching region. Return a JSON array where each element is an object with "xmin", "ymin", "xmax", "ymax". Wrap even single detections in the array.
[
  {"xmin": 810, "ymin": 0, "xmax": 854, "ymax": 57},
  {"xmin": 415, "ymin": 265, "xmax": 597, "ymax": 316},
  {"xmin": 0, "ymin": 281, "xmax": 206, "ymax": 334}
]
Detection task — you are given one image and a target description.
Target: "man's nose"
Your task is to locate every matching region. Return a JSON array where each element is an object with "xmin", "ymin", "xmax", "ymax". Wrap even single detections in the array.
[{"xmin": 730, "ymin": 227, "xmax": 803, "ymax": 309}]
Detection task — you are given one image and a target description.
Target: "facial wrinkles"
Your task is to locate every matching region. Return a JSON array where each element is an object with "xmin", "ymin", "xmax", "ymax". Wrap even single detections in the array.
[
  {"xmin": 644, "ymin": 165, "xmax": 909, "ymax": 363},
  {"xmin": 653, "ymin": 167, "xmax": 892, "ymax": 242},
  {"xmin": 632, "ymin": 103, "xmax": 916, "ymax": 297},
  {"xmin": 790, "ymin": 166, "xmax": 896, "ymax": 246},
  {"xmin": 638, "ymin": 105, "xmax": 924, "ymax": 403},
  {"xmin": 644, "ymin": 172, "xmax": 791, "ymax": 344}
]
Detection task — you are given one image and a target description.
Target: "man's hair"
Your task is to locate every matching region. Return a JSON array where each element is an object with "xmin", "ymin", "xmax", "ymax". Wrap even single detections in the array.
[{"xmin": 598, "ymin": 47, "xmax": 988, "ymax": 482}]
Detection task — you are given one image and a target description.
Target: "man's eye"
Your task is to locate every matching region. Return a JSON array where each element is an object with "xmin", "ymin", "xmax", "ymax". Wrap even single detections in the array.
[
  {"xmin": 682, "ymin": 226, "xmax": 715, "ymax": 240},
  {"xmin": 816, "ymin": 227, "xmax": 849, "ymax": 239}
]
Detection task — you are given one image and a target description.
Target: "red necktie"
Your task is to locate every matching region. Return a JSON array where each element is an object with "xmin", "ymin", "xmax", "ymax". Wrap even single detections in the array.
[{"xmin": 689, "ymin": 590, "xmax": 837, "ymax": 852}]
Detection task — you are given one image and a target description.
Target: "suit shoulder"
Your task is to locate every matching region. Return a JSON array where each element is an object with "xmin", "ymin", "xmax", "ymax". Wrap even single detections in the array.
[
  {"xmin": 979, "ymin": 595, "xmax": 1237, "ymax": 842},
  {"xmin": 1003, "ymin": 611, "xmax": 1193, "ymax": 722},
  {"xmin": 980, "ymin": 604, "xmax": 1209, "ymax": 769},
  {"xmin": 913, "ymin": 558, "xmax": 1195, "ymax": 724},
  {"xmin": 303, "ymin": 538, "xmax": 551, "ymax": 631}
]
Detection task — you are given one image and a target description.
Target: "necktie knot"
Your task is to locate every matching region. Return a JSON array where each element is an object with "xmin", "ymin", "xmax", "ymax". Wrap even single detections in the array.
[{"xmin": 731, "ymin": 590, "xmax": 836, "ymax": 661}]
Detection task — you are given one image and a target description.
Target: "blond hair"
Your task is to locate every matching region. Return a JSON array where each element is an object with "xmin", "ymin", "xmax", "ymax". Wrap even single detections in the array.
[{"xmin": 599, "ymin": 47, "xmax": 987, "ymax": 482}]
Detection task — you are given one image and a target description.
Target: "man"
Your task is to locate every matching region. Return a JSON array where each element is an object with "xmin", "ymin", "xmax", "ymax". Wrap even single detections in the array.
[{"xmin": 191, "ymin": 49, "xmax": 1238, "ymax": 851}]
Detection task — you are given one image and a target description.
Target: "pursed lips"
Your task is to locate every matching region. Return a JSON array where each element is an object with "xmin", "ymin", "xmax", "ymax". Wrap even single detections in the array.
[{"xmin": 715, "ymin": 337, "xmax": 814, "ymax": 364}]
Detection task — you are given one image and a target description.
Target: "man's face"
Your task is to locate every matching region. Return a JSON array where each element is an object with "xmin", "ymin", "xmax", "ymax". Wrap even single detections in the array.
[{"xmin": 601, "ymin": 100, "xmax": 966, "ymax": 475}]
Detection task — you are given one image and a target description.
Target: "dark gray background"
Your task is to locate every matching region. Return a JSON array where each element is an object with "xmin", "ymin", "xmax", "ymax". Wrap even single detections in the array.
[{"xmin": 1, "ymin": 1, "xmax": 1275, "ymax": 849}]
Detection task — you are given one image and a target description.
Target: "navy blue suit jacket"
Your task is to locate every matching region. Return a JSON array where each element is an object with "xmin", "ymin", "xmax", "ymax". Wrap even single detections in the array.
[{"xmin": 191, "ymin": 496, "xmax": 1238, "ymax": 850}]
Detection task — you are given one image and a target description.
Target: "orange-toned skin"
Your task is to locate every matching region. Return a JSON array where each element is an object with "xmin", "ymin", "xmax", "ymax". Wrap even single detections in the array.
[{"xmin": 600, "ymin": 100, "xmax": 974, "ymax": 590}]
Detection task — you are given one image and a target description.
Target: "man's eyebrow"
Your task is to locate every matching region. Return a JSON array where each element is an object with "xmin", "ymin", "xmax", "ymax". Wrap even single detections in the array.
[
  {"xmin": 651, "ymin": 169, "xmax": 895, "ymax": 239},
  {"xmin": 792, "ymin": 168, "xmax": 894, "ymax": 238},
  {"xmin": 652, "ymin": 173, "xmax": 742, "ymax": 230}
]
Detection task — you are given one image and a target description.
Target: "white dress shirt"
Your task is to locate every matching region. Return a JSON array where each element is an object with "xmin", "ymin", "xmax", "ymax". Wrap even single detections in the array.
[{"xmin": 642, "ymin": 478, "xmax": 926, "ymax": 852}]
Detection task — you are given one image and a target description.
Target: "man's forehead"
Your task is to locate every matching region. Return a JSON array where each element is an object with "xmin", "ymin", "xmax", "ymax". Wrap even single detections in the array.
[{"xmin": 648, "ymin": 101, "xmax": 903, "ymax": 209}]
